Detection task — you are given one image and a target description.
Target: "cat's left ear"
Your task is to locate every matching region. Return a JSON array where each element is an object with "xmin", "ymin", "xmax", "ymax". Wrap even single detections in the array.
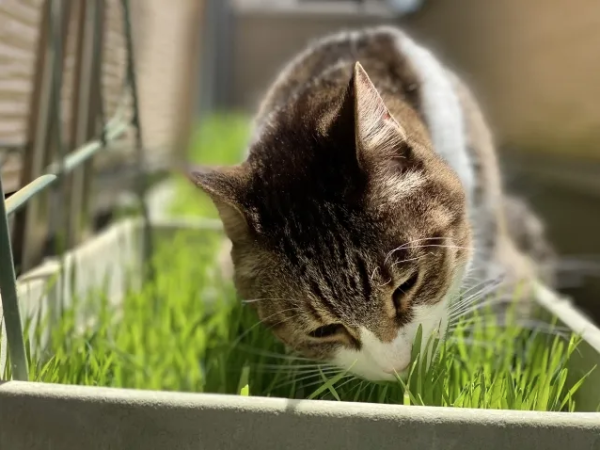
[
  {"xmin": 188, "ymin": 166, "xmax": 252, "ymax": 243},
  {"xmin": 338, "ymin": 62, "xmax": 407, "ymax": 167}
]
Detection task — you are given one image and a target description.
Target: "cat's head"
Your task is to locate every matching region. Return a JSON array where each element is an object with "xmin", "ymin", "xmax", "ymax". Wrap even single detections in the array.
[{"xmin": 191, "ymin": 62, "xmax": 472, "ymax": 381}]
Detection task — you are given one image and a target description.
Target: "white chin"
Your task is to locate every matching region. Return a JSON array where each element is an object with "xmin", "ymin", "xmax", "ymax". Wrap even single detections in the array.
[
  {"xmin": 333, "ymin": 344, "xmax": 413, "ymax": 382},
  {"xmin": 332, "ymin": 301, "xmax": 451, "ymax": 383}
]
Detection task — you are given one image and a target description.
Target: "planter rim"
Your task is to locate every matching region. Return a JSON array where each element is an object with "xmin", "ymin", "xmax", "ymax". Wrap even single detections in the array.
[
  {"xmin": 535, "ymin": 282, "xmax": 600, "ymax": 353},
  {"xmin": 1, "ymin": 381, "xmax": 600, "ymax": 424},
  {"xmin": 2, "ymin": 217, "xmax": 600, "ymax": 416}
]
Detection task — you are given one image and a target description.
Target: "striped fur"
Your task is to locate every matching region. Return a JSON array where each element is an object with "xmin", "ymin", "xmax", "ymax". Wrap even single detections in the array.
[{"xmin": 191, "ymin": 26, "xmax": 555, "ymax": 381}]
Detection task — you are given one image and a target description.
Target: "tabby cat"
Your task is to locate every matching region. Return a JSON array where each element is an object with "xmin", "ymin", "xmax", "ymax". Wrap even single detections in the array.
[{"xmin": 191, "ymin": 27, "xmax": 555, "ymax": 381}]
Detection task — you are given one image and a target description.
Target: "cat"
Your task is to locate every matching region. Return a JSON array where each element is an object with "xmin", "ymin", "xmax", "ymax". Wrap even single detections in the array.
[{"xmin": 190, "ymin": 26, "xmax": 556, "ymax": 381}]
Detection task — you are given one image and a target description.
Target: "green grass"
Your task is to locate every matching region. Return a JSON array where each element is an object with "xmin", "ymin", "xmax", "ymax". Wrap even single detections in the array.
[
  {"xmin": 5, "ymin": 230, "xmax": 592, "ymax": 411},
  {"xmin": 170, "ymin": 113, "xmax": 250, "ymax": 218},
  {"xmin": 1, "ymin": 114, "xmax": 594, "ymax": 411}
]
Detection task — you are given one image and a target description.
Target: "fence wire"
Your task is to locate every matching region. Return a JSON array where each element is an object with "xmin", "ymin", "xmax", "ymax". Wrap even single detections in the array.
[{"xmin": 0, "ymin": 0, "xmax": 151, "ymax": 381}]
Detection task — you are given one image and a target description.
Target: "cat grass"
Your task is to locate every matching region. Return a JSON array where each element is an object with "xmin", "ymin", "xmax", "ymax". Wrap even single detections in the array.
[
  {"xmin": 2, "ymin": 115, "xmax": 593, "ymax": 410},
  {"xmin": 3, "ymin": 230, "xmax": 592, "ymax": 411},
  {"xmin": 170, "ymin": 113, "xmax": 250, "ymax": 218}
]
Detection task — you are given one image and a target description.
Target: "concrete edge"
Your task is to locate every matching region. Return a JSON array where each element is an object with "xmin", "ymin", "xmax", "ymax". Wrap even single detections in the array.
[
  {"xmin": 1, "ymin": 216, "xmax": 600, "ymax": 420},
  {"xmin": 3, "ymin": 383, "xmax": 600, "ymax": 450},
  {"xmin": 535, "ymin": 281, "xmax": 600, "ymax": 353},
  {"xmin": 1, "ymin": 380, "xmax": 599, "ymax": 426}
]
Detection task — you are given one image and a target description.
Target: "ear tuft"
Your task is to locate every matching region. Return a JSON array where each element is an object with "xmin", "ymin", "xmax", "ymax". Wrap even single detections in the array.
[
  {"xmin": 189, "ymin": 166, "xmax": 240, "ymax": 200},
  {"xmin": 353, "ymin": 61, "xmax": 405, "ymax": 150},
  {"xmin": 189, "ymin": 166, "xmax": 252, "ymax": 243}
]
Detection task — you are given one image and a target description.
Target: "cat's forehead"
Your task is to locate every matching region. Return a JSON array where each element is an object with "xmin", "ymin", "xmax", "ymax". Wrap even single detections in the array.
[
  {"xmin": 253, "ymin": 199, "xmax": 383, "ymax": 258},
  {"xmin": 264, "ymin": 214, "xmax": 415, "ymax": 293}
]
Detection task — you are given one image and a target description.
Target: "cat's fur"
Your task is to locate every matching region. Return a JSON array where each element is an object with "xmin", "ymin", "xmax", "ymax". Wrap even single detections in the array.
[{"xmin": 191, "ymin": 27, "xmax": 555, "ymax": 381}]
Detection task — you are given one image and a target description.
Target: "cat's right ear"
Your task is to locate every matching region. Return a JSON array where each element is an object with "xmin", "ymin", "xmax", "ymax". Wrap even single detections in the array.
[
  {"xmin": 337, "ymin": 62, "xmax": 408, "ymax": 168},
  {"xmin": 188, "ymin": 166, "xmax": 251, "ymax": 243}
]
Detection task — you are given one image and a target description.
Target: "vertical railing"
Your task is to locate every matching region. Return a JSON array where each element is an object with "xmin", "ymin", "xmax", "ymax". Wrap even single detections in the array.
[
  {"xmin": 0, "ymin": 0, "xmax": 151, "ymax": 381},
  {"xmin": 10, "ymin": 0, "xmax": 70, "ymax": 274},
  {"xmin": 0, "ymin": 173, "xmax": 28, "ymax": 380},
  {"xmin": 121, "ymin": 0, "xmax": 153, "ymax": 281},
  {"xmin": 198, "ymin": 0, "xmax": 233, "ymax": 116},
  {"xmin": 67, "ymin": 0, "xmax": 107, "ymax": 250}
]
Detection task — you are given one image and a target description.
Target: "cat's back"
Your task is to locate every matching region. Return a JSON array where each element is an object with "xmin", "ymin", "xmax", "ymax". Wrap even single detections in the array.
[
  {"xmin": 256, "ymin": 27, "xmax": 475, "ymax": 201},
  {"xmin": 251, "ymin": 26, "xmax": 516, "ymax": 281},
  {"xmin": 256, "ymin": 27, "xmax": 422, "ymax": 123},
  {"xmin": 237, "ymin": 25, "xmax": 556, "ymax": 300}
]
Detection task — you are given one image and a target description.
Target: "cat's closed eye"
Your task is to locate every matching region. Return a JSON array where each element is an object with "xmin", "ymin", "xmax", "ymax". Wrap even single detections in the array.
[
  {"xmin": 392, "ymin": 272, "xmax": 419, "ymax": 313},
  {"xmin": 308, "ymin": 323, "xmax": 345, "ymax": 339}
]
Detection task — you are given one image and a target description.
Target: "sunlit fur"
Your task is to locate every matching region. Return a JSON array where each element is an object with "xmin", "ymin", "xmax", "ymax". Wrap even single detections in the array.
[{"xmin": 191, "ymin": 27, "xmax": 556, "ymax": 381}]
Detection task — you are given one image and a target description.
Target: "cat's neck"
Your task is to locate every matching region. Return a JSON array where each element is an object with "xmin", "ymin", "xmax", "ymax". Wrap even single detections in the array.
[{"xmin": 395, "ymin": 33, "xmax": 474, "ymax": 207}]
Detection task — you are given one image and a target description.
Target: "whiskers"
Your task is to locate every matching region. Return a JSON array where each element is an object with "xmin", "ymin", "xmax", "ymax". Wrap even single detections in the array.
[
  {"xmin": 231, "ymin": 299, "xmax": 360, "ymax": 397},
  {"xmin": 446, "ymin": 274, "xmax": 572, "ymax": 358},
  {"xmin": 253, "ymin": 356, "xmax": 355, "ymax": 395},
  {"xmin": 384, "ymin": 236, "xmax": 475, "ymax": 263},
  {"xmin": 233, "ymin": 341, "xmax": 360, "ymax": 398},
  {"xmin": 240, "ymin": 297, "xmax": 287, "ymax": 305},
  {"xmin": 231, "ymin": 306, "xmax": 301, "ymax": 346},
  {"xmin": 447, "ymin": 276, "xmax": 508, "ymax": 323},
  {"xmin": 271, "ymin": 372, "xmax": 356, "ymax": 397},
  {"xmin": 449, "ymin": 313, "xmax": 570, "ymax": 338}
]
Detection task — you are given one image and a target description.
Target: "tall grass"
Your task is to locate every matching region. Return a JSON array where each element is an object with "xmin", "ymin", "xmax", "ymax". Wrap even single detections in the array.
[
  {"xmin": 1, "ymin": 115, "xmax": 594, "ymax": 412},
  {"xmin": 3, "ymin": 230, "xmax": 592, "ymax": 411}
]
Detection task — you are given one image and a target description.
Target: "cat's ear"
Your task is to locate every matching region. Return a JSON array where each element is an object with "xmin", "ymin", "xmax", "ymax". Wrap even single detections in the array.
[
  {"xmin": 338, "ymin": 62, "xmax": 407, "ymax": 167},
  {"xmin": 189, "ymin": 166, "xmax": 252, "ymax": 243}
]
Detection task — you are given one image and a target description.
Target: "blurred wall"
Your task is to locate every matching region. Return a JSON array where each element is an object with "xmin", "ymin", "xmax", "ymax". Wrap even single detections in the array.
[
  {"xmin": 403, "ymin": 0, "xmax": 600, "ymax": 161},
  {"xmin": 0, "ymin": 0, "xmax": 203, "ymax": 193},
  {"xmin": 229, "ymin": 0, "xmax": 600, "ymax": 162},
  {"xmin": 0, "ymin": 0, "xmax": 45, "ymax": 194},
  {"xmin": 1, "ymin": 0, "xmax": 204, "ymax": 271},
  {"xmin": 230, "ymin": 2, "xmax": 396, "ymax": 112},
  {"xmin": 134, "ymin": 0, "xmax": 203, "ymax": 158}
]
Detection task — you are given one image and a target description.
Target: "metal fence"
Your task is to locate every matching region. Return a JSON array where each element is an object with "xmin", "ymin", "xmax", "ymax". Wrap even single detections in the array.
[{"xmin": 0, "ymin": 0, "xmax": 151, "ymax": 382}]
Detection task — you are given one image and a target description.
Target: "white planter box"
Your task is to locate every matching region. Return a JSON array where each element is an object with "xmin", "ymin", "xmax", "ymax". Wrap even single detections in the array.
[{"xmin": 1, "ymin": 218, "xmax": 600, "ymax": 450}]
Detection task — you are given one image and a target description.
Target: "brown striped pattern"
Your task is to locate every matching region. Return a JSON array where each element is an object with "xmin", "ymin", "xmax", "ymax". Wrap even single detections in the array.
[{"xmin": 193, "ymin": 27, "xmax": 552, "ymax": 363}]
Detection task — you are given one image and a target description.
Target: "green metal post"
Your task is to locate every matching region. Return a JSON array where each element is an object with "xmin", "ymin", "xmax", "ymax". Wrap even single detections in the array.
[{"xmin": 0, "ymin": 175, "xmax": 29, "ymax": 381}]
